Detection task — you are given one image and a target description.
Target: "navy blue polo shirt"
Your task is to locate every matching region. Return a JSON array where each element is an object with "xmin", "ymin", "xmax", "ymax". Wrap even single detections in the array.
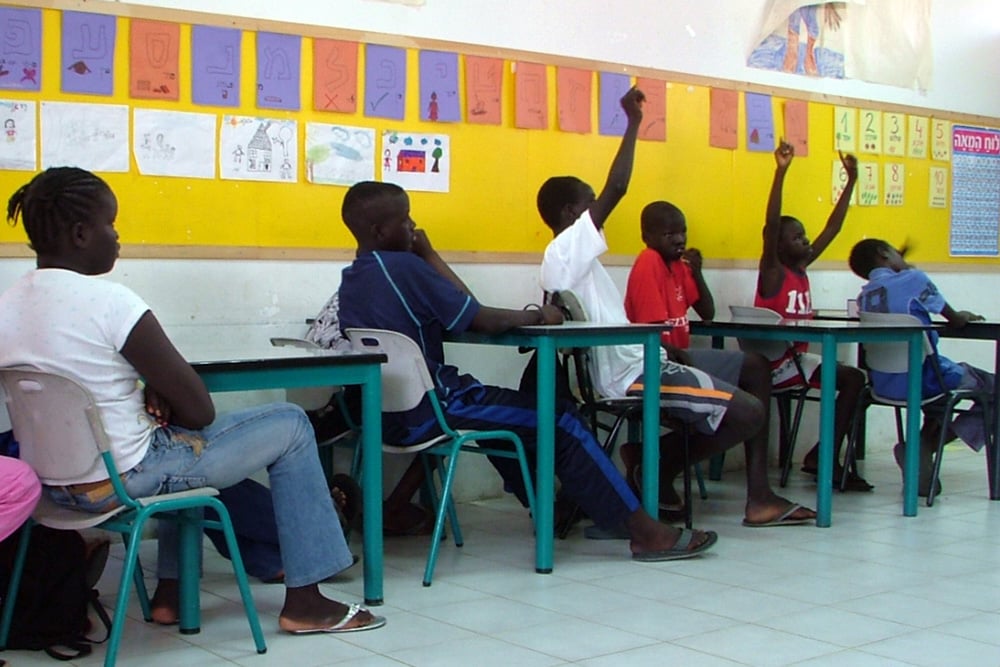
[{"xmin": 338, "ymin": 250, "xmax": 481, "ymax": 444}]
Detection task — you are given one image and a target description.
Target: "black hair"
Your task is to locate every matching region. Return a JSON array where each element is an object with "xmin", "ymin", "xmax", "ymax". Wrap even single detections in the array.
[
  {"xmin": 641, "ymin": 201, "xmax": 685, "ymax": 235},
  {"xmin": 341, "ymin": 180, "xmax": 405, "ymax": 230},
  {"xmin": 848, "ymin": 238, "xmax": 892, "ymax": 279},
  {"xmin": 536, "ymin": 176, "xmax": 585, "ymax": 230},
  {"xmin": 7, "ymin": 167, "xmax": 112, "ymax": 254}
]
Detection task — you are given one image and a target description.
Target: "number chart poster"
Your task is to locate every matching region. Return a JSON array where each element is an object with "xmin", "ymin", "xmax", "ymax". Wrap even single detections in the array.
[{"xmin": 950, "ymin": 125, "xmax": 1000, "ymax": 257}]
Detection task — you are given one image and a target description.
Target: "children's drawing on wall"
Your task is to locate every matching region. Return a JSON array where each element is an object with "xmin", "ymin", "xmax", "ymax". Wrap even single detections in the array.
[
  {"xmin": 192, "ymin": 25, "xmax": 241, "ymax": 107},
  {"xmin": 40, "ymin": 101, "xmax": 128, "ymax": 172},
  {"xmin": 419, "ymin": 50, "xmax": 460, "ymax": 122},
  {"xmin": 220, "ymin": 115, "xmax": 298, "ymax": 182},
  {"xmin": 133, "ymin": 109, "xmax": 215, "ymax": 179},
  {"xmin": 0, "ymin": 100, "xmax": 35, "ymax": 170},
  {"xmin": 305, "ymin": 122, "xmax": 375, "ymax": 186},
  {"xmin": 129, "ymin": 19, "xmax": 180, "ymax": 101},
  {"xmin": 749, "ymin": 2, "xmax": 846, "ymax": 78},
  {"xmin": 381, "ymin": 131, "xmax": 450, "ymax": 193},
  {"xmin": 749, "ymin": 0, "xmax": 931, "ymax": 89}
]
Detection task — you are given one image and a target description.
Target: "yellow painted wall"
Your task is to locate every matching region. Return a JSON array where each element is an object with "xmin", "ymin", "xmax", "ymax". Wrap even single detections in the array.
[{"xmin": 0, "ymin": 6, "xmax": 978, "ymax": 265}]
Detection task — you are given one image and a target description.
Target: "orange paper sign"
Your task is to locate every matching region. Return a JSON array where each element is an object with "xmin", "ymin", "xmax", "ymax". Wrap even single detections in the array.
[
  {"xmin": 783, "ymin": 99, "xmax": 808, "ymax": 156},
  {"xmin": 465, "ymin": 55, "xmax": 502, "ymax": 125},
  {"xmin": 313, "ymin": 39, "xmax": 358, "ymax": 113},
  {"xmin": 129, "ymin": 19, "xmax": 180, "ymax": 101},
  {"xmin": 556, "ymin": 67, "xmax": 591, "ymax": 134},
  {"xmin": 709, "ymin": 88, "xmax": 738, "ymax": 149},
  {"xmin": 635, "ymin": 76, "xmax": 666, "ymax": 141},
  {"xmin": 514, "ymin": 62, "xmax": 547, "ymax": 130}
]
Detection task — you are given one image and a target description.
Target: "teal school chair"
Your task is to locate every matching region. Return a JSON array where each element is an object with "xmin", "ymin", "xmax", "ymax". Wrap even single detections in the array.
[
  {"xmin": 0, "ymin": 368, "xmax": 266, "ymax": 667},
  {"xmin": 344, "ymin": 328, "xmax": 537, "ymax": 586},
  {"xmin": 552, "ymin": 290, "xmax": 706, "ymax": 530},
  {"xmin": 848, "ymin": 312, "xmax": 996, "ymax": 506},
  {"xmin": 728, "ymin": 305, "xmax": 819, "ymax": 488}
]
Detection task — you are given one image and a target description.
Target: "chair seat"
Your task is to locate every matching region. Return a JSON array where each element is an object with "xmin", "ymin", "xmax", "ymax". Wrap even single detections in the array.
[{"xmin": 32, "ymin": 494, "xmax": 130, "ymax": 531}]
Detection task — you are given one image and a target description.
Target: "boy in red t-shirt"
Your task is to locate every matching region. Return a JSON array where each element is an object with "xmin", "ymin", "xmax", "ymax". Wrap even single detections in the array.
[
  {"xmin": 626, "ymin": 201, "xmax": 788, "ymax": 517},
  {"xmin": 754, "ymin": 140, "xmax": 868, "ymax": 491}
]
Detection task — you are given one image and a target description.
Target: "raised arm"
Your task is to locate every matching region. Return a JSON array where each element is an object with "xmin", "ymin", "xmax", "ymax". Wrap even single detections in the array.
[
  {"xmin": 120, "ymin": 311, "xmax": 215, "ymax": 429},
  {"xmin": 758, "ymin": 141, "xmax": 794, "ymax": 298},
  {"xmin": 589, "ymin": 86, "xmax": 644, "ymax": 230},
  {"xmin": 808, "ymin": 150, "xmax": 858, "ymax": 263},
  {"xmin": 683, "ymin": 248, "xmax": 715, "ymax": 320}
]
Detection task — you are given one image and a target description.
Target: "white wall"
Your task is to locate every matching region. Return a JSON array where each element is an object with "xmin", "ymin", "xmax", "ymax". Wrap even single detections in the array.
[{"xmin": 111, "ymin": 0, "xmax": 1000, "ymax": 117}]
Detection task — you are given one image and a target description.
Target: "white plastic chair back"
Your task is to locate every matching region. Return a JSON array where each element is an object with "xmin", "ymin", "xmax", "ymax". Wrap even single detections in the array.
[
  {"xmin": 0, "ymin": 368, "xmax": 109, "ymax": 484},
  {"xmin": 728, "ymin": 305, "xmax": 792, "ymax": 362},
  {"xmin": 269, "ymin": 336, "xmax": 338, "ymax": 410},
  {"xmin": 345, "ymin": 329, "xmax": 435, "ymax": 413},
  {"xmin": 858, "ymin": 311, "xmax": 931, "ymax": 373},
  {"xmin": 552, "ymin": 290, "xmax": 588, "ymax": 323}
]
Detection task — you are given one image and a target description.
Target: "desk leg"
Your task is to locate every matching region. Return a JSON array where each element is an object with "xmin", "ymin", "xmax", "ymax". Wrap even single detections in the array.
[
  {"xmin": 642, "ymin": 334, "xmax": 661, "ymax": 514},
  {"xmin": 360, "ymin": 366, "xmax": 384, "ymax": 605},
  {"xmin": 534, "ymin": 339, "xmax": 556, "ymax": 574},
  {"xmin": 816, "ymin": 334, "xmax": 836, "ymax": 527},
  {"xmin": 903, "ymin": 334, "xmax": 922, "ymax": 517},
  {"xmin": 991, "ymin": 341, "xmax": 1000, "ymax": 500}
]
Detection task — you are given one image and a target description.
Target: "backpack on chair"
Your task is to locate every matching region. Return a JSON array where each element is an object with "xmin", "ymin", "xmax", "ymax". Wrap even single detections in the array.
[{"xmin": 0, "ymin": 525, "xmax": 111, "ymax": 661}]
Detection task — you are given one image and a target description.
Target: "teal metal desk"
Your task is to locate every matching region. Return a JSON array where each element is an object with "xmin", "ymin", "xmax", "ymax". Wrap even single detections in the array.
[
  {"xmin": 186, "ymin": 345, "xmax": 387, "ymax": 605},
  {"xmin": 691, "ymin": 318, "xmax": 927, "ymax": 526},
  {"xmin": 449, "ymin": 321, "xmax": 668, "ymax": 573}
]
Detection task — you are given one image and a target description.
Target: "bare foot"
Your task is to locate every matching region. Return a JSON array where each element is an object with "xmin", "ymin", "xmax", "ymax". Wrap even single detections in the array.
[
  {"xmin": 278, "ymin": 585, "xmax": 379, "ymax": 633},
  {"xmin": 150, "ymin": 578, "xmax": 179, "ymax": 625},
  {"xmin": 744, "ymin": 494, "xmax": 815, "ymax": 526},
  {"xmin": 625, "ymin": 510, "xmax": 715, "ymax": 557}
]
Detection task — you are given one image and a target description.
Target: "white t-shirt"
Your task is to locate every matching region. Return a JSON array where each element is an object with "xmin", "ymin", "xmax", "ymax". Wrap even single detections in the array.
[
  {"xmin": 0, "ymin": 269, "xmax": 155, "ymax": 484},
  {"xmin": 540, "ymin": 211, "xmax": 664, "ymax": 398}
]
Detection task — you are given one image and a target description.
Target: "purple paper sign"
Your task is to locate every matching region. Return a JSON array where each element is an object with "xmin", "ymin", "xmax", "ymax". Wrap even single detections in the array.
[
  {"xmin": 364, "ymin": 44, "xmax": 406, "ymax": 121},
  {"xmin": 419, "ymin": 50, "xmax": 460, "ymax": 122},
  {"xmin": 599, "ymin": 72, "xmax": 632, "ymax": 136},
  {"xmin": 256, "ymin": 32, "xmax": 300, "ymax": 111},
  {"xmin": 0, "ymin": 8, "xmax": 41, "ymax": 91},
  {"xmin": 745, "ymin": 92, "xmax": 775, "ymax": 152},
  {"xmin": 193, "ymin": 25, "xmax": 240, "ymax": 107},
  {"xmin": 61, "ymin": 12, "xmax": 115, "ymax": 96}
]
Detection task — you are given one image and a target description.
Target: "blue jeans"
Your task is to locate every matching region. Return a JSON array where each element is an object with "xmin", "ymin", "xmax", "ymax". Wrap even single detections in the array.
[{"xmin": 46, "ymin": 403, "xmax": 353, "ymax": 588}]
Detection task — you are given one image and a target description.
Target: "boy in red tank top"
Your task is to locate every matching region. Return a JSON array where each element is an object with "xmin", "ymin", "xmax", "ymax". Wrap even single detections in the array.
[{"xmin": 754, "ymin": 141, "xmax": 869, "ymax": 491}]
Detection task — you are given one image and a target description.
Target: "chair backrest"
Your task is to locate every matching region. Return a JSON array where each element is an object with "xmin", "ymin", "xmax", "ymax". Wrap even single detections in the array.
[
  {"xmin": 0, "ymin": 368, "xmax": 112, "ymax": 484},
  {"xmin": 270, "ymin": 337, "xmax": 335, "ymax": 410},
  {"xmin": 343, "ymin": 328, "xmax": 436, "ymax": 413},
  {"xmin": 728, "ymin": 305, "xmax": 793, "ymax": 362},
  {"xmin": 548, "ymin": 290, "xmax": 599, "ymax": 404},
  {"xmin": 857, "ymin": 311, "xmax": 931, "ymax": 374}
]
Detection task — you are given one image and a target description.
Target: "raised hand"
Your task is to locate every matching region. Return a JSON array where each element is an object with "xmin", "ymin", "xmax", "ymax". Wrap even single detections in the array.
[
  {"xmin": 774, "ymin": 140, "xmax": 794, "ymax": 169},
  {"xmin": 539, "ymin": 304, "xmax": 565, "ymax": 325},
  {"xmin": 838, "ymin": 150, "xmax": 858, "ymax": 181},
  {"xmin": 681, "ymin": 248, "xmax": 703, "ymax": 273},
  {"xmin": 411, "ymin": 228, "xmax": 432, "ymax": 259},
  {"xmin": 620, "ymin": 86, "xmax": 645, "ymax": 124}
]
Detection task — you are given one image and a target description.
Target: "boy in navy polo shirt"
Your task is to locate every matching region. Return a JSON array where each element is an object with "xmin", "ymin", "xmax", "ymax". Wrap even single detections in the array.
[{"xmin": 337, "ymin": 180, "xmax": 717, "ymax": 561}]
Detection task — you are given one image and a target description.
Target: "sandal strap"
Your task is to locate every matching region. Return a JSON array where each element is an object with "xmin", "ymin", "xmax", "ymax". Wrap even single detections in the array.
[{"xmin": 330, "ymin": 603, "xmax": 363, "ymax": 631}]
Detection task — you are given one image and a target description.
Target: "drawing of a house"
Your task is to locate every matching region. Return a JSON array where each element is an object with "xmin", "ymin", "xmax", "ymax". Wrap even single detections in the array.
[
  {"xmin": 248, "ymin": 122, "xmax": 273, "ymax": 172},
  {"xmin": 396, "ymin": 149, "xmax": 425, "ymax": 173}
]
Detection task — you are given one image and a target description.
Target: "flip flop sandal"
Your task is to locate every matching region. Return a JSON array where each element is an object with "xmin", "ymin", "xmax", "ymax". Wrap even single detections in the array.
[{"xmin": 283, "ymin": 603, "xmax": 387, "ymax": 634}]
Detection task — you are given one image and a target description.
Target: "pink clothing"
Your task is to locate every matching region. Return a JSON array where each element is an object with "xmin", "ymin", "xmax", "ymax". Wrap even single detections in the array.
[{"xmin": 0, "ymin": 456, "xmax": 40, "ymax": 541}]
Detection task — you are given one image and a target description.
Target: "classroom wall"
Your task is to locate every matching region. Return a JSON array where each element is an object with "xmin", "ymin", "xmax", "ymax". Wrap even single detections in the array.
[
  {"xmin": 115, "ymin": 0, "xmax": 1000, "ymax": 118},
  {"xmin": 1, "ymin": 0, "xmax": 998, "ymax": 500}
]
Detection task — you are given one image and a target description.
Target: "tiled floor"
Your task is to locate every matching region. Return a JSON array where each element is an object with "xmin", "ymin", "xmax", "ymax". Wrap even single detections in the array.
[{"xmin": 7, "ymin": 442, "xmax": 1000, "ymax": 666}]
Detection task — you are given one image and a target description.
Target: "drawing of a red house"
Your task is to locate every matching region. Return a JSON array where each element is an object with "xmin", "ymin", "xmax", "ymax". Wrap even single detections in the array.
[{"xmin": 397, "ymin": 149, "xmax": 425, "ymax": 173}]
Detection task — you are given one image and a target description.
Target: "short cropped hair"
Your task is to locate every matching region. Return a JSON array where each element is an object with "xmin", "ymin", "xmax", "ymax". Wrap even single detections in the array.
[
  {"xmin": 341, "ymin": 180, "xmax": 404, "ymax": 229},
  {"xmin": 6, "ymin": 167, "xmax": 112, "ymax": 254},
  {"xmin": 849, "ymin": 238, "xmax": 892, "ymax": 279},
  {"xmin": 536, "ymin": 176, "xmax": 584, "ymax": 229},
  {"xmin": 641, "ymin": 201, "xmax": 684, "ymax": 235}
]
